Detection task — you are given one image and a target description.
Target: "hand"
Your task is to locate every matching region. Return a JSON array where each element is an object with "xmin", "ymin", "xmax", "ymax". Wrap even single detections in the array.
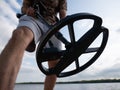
[{"xmin": 26, "ymin": 7, "xmax": 35, "ymax": 17}]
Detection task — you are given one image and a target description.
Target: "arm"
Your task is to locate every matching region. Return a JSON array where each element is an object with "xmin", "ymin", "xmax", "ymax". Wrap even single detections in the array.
[
  {"xmin": 21, "ymin": 0, "xmax": 35, "ymax": 17},
  {"xmin": 59, "ymin": 9, "xmax": 67, "ymax": 19},
  {"xmin": 59, "ymin": 0, "xmax": 67, "ymax": 19},
  {"xmin": 26, "ymin": 7, "xmax": 35, "ymax": 17}
]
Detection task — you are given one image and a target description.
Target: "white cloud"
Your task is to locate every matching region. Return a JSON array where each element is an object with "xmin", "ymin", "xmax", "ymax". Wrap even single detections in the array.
[
  {"xmin": 0, "ymin": 1, "xmax": 19, "ymax": 52},
  {"xmin": 0, "ymin": 1, "xmax": 16, "ymax": 21},
  {"xmin": 8, "ymin": 0, "xmax": 21, "ymax": 9},
  {"xmin": 16, "ymin": 58, "xmax": 46, "ymax": 83}
]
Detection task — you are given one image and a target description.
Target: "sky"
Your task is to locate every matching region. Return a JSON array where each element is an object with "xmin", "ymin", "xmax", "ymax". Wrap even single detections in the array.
[{"xmin": 0, "ymin": 0, "xmax": 120, "ymax": 83}]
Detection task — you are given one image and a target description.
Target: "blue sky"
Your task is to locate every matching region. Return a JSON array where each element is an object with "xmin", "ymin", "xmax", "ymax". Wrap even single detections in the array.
[{"xmin": 1, "ymin": 0, "xmax": 120, "ymax": 83}]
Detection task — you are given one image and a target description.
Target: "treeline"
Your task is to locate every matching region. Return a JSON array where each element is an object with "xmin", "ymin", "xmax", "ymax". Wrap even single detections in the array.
[
  {"xmin": 56, "ymin": 79, "xmax": 120, "ymax": 84},
  {"xmin": 16, "ymin": 79, "xmax": 120, "ymax": 84}
]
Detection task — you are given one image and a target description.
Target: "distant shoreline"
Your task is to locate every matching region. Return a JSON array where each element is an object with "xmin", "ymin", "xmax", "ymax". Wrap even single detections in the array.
[{"xmin": 16, "ymin": 79, "xmax": 120, "ymax": 84}]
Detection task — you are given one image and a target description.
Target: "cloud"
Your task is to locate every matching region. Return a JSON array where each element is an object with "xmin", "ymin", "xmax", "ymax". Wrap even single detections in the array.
[
  {"xmin": 0, "ymin": 1, "xmax": 18, "ymax": 24},
  {"xmin": 16, "ymin": 58, "xmax": 46, "ymax": 82},
  {"xmin": 95, "ymin": 60, "xmax": 120, "ymax": 79},
  {"xmin": 8, "ymin": 0, "xmax": 21, "ymax": 9},
  {"xmin": 0, "ymin": 0, "xmax": 19, "ymax": 52}
]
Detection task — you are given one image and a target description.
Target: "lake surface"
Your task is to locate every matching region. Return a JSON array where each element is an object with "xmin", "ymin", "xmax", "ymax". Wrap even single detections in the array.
[{"xmin": 14, "ymin": 83, "xmax": 120, "ymax": 90}]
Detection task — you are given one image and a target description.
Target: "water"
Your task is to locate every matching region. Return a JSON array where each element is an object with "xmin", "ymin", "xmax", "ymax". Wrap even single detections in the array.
[{"xmin": 14, "ymin": 83, "xmax": 120, "ymax": 90}]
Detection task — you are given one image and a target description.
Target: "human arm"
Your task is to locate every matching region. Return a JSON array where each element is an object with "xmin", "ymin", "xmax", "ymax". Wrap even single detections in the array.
[
  {"xmin": 59, "ymin": 9, "xmax": 67, "ymax": 19},
  {"xmin": 21, "ymin": 0, "xmax": 35, "ymax": 17},
  {"xmin": 59, "ymin": 0, "xmax": 67, "ymax": 19},
  {"xmin": 26, "ymin": 7, "xmax": 35, "ymax": 17}
]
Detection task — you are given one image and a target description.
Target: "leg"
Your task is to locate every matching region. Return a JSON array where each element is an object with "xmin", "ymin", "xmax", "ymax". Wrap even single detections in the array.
[
  {"xmin": 44, "ymin": 60, "xmax": 58, "ymax": 90},
  {"xmin": 0, "ymin": 27, "xmax": 34, "ymax": 90}
]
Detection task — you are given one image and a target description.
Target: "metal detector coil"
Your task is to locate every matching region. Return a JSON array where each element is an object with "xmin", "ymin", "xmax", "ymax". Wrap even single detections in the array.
[{"xmin": 36, "ymin": 13, "xmax": 109, "ymax": 77}]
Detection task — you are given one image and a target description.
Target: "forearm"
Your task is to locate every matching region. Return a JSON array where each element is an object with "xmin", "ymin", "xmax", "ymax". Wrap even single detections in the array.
[{"xmin": 59, "ymin": 10, "xmax": 67, "ymax": 19}]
